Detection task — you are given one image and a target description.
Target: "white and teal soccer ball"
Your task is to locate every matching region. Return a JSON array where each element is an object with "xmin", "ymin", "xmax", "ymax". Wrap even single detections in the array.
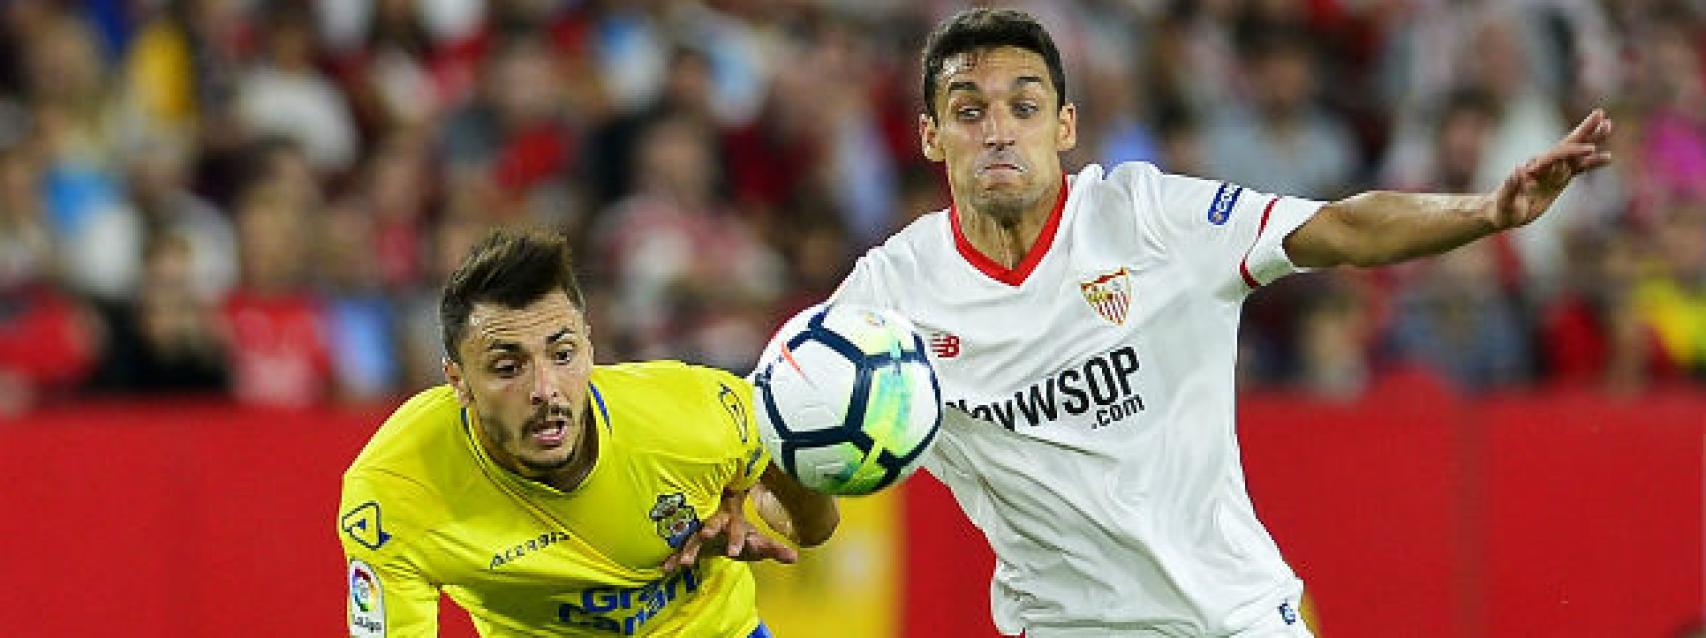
[{"xmin": 753, "ymin": 303, "xmax": 942, "ymax": 496}]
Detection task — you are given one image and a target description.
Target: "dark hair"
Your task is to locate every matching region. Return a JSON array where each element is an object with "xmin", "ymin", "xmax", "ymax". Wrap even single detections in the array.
[
  {"xmin": 919, "ymin": 9, "xmax": 1067, "ymax": 120},
  {"xmin": 439, "ymin": 226, "xmax": 586, "ymax": 362}
]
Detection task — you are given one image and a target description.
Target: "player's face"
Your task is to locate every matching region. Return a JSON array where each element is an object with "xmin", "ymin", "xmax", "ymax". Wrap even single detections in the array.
[
  {"xmin": 446, "ymin": 291, "xmax": 594, "ymax": 479},
  {"xmin": 922, "ymin": 46, "xmax": 1076, "ymax": 224}
]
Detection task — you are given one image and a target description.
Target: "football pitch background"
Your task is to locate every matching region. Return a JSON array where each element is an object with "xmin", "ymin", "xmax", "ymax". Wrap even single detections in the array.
[{"xmin": 0, "ymin": 378, "xmax": 1699, "ymax": 637}]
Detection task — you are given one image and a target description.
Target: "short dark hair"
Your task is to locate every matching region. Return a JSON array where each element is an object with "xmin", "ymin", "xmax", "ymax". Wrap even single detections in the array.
[
  {"xmin": 920, "ymin": 9, "xmax": 1067, "ymax": 120},
  {"xmin": 439, "ymin": 226, "xmax": 586, "ymax": 362}
]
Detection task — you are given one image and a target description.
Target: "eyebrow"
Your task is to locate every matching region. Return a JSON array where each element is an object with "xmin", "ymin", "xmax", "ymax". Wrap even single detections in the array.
[
  {"xmin": 482, "ymin": 327, "xmax": 576, "ymax": 354},
  {"xmin": 945, "ymin": 75, "xmax": 1047, "ymax": 96},
  {"xmin": 946, "ymin": 79, "xmax": 979, "ymax": 94}
]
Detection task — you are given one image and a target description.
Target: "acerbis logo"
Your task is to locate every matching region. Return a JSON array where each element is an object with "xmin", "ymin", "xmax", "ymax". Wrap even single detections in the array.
[{"xmin": 341, "ymin": 501, "xmax": 392, "ymax": 551}]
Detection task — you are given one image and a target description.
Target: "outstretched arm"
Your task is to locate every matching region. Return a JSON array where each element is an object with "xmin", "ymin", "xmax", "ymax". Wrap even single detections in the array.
[
  {"xmin": 751, "ymin": 463, "xmax": 840, "ymax": 547},
  {"xmin": 1285, "ymin": 109, "xmax": 1613, "ymax": 268}
]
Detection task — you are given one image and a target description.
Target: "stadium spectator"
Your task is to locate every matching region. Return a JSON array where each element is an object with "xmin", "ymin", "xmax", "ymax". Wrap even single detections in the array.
[
  {"xmin": 1205, "ymin": 25, "xmax": 1358, "ymax": 199},
  {"xmin": 316, "ymin": 201, "xmax": 401, "ymax": 402},
  {"xmin": 89, "ymin": 232, "xmax": 229, "ymax": 393},
  {"xmin": 1634, "ymin": 200, "xmax": 1706, "ymax": 379},
  {"xmin": 593, "ymin": 114, "xmax": 783, "ymax": 369},
  {"xmin": 221, "ymin": 184, "xmax": 333, "ymax": 407},
  {"xmin": 0, "ymin": 144, "xmax": 99, "ymax": 414},
  {"xmin": 235, "ymin": 4, "xmax": 359, "ymax": 172},
  {"xmin": 0, "ymin": 0, "xmax": 1693, "ymax": 412}
]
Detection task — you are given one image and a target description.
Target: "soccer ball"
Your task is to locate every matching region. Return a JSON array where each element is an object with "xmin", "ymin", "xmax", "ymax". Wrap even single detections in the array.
[{"xmin": 752, "ymin": 303, "xmax": 942, "ymax": 496}]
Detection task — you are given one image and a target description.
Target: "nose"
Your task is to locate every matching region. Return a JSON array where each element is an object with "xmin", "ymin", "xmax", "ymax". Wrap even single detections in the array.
[
  {"xmin": 528, "ymin": 359, "xmax": 560, "ymax": 406},
  {"xmin": 982, "ymin": 107, "xmax": 1017, "ymax": 150}
]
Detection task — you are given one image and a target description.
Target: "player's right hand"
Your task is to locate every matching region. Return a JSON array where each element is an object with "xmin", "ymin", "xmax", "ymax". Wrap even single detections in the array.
[
  {"xmin": 1486, "ymin": 108, "xmax": 1613, "ymax": 230},
  {"xmin": 661, "ymin": 488, "xmax": 799, "ymax": 572}
]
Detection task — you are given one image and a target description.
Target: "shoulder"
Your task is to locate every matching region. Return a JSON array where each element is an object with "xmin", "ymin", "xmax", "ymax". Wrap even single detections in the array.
[
  {"xmin": 863, "ymin": 209, "xmax": 949, "ymax": 264},
  {"xmin": 839, "ymin": 210, "xmax": 950, "ymax": 296},
  {"xmin": 1083, "ymin": 160, "xmax": 1185, "ymax": 201},
  {"xmin": 1086, "ymin": 161, "xmax": 1238, "ymax": 226},
  {"xmin": 592, "ymin": 360, "xmax": 715, "ymax": 392},
  {"xmin": 348, "ymin": 386, "xmax": 461, "ymax": 469},
  {"xmin": 594, "ymin": 361, "xmax": 751, "ymax": 412},
  {"xmin": 343, "ymin": 386, "xmax": 462, "ymax": 504},
  {"xmin": 594, "ymin": 361, "xmax": 755, "ymax": 455},
  {"xmin": 340, "ymin": 387, "xmax": 471, "ymax": 558}
]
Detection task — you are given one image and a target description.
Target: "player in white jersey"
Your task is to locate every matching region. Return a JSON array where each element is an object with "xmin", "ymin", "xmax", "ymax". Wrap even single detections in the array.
[{"xmin": 827, "ymin": 9, "xmax": 1613, "ymax": 637}]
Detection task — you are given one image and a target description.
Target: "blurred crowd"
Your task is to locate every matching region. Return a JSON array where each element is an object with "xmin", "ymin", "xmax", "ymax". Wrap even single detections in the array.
[{"xmin": 0, "ymin": 0, "xmax": 1703, "ymax": 417}]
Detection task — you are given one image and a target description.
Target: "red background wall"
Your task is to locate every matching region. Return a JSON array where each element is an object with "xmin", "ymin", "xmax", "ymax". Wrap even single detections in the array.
[{"xmin": 2, "ymin": 386, "xmax": 1701, "ymax": 637}]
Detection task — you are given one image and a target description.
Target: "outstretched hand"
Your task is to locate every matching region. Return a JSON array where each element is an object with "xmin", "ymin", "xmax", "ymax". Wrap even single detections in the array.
[
  {"xmin": 1488, "ymin": 108, "xmax": 1614, "ymax": 230},
  {"xmin": 661, "ymin": 487, "xmax": 799, "ymax": 572}
]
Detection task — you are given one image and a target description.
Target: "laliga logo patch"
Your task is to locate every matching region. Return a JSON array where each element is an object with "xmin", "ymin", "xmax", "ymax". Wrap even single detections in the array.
[
  {"xmin": 1079, "ymin": 267, "xmax": 1133, "ymax": 325},
  {"xmin": 649, "ymin": 493, "xmax": 701, "ymax": 549},
  {"xmin": 1207, "ymin": 182, "xmax": 1243, "ymax": 225},
  {"xmin": 341, "ymin": 501, "xmax": 392, "ymax": 550},
  {"xmin": 348, "ymin": 560, "xmax": 386, "ymax": 636}
]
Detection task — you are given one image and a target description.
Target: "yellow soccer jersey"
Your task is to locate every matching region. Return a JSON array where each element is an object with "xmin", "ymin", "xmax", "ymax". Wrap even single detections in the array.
[{"xmin": 338, "ymin": 361, "xmax": 771, "ymax": 637}]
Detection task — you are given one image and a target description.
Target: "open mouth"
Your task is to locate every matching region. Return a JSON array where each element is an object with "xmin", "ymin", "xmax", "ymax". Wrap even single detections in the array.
[{"xmin": 528, "ymin": 417, "xmax": 569, "ymax": 447}]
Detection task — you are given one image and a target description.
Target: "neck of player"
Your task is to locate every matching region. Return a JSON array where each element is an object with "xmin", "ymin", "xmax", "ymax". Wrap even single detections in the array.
[
  {"xmin": 478, "ymin": 406, "xmax": 599, "ymax": 492},
  {"xmin": 542, "ymin": 409, "xmax": 599, "ymax": 492},
  {"xmin": 956, "ymin": 177, "xmax": 1063, "ymax": 269}
]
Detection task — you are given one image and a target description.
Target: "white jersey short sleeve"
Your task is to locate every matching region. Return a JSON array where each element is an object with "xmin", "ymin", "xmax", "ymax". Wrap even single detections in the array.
[
  {"xmin": 1121, "ymin": 161, "xmax": 1320, "ymax": 297},
  {"xmin": 833, "ymin": 163, "xmax": 1323, "ymax": 636}
]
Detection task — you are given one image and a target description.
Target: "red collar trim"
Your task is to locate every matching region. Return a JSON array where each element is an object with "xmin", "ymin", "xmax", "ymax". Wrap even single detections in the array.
[{"xmin": 949, "ymin": 176, "xmax": 1070, "ymax": 287}]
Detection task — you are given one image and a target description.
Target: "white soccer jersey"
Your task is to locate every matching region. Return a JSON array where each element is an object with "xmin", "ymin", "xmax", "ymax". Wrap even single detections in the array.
[{"xmin": 832, "ymin": 162, "xmax": 1323, "ymax": 636}]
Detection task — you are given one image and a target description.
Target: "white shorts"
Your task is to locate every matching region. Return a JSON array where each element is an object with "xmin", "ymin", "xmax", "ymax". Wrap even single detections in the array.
[
  {"xmin": 1018, "ymin": 597, "xmax": 1316, "ymax": 638},
  {"xmin": 1233, "ymin": 598, "xmax": 1316, "ymax": 638}
]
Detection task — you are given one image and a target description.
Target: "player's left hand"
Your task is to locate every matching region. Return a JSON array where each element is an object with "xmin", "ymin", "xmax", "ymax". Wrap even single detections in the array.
[
  {"xmin": 661, "ymin": 487, "xmax": 799, "ymax": 572},
  {"xmin": 1486, "ymin": 108, "xmax": 1613, "ymax": 230}
]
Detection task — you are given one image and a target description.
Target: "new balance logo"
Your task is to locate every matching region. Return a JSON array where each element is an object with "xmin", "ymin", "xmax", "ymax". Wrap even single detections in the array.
[{"xmin": 929, "ymin": 332, "xmax": 961, "ymax": 359}]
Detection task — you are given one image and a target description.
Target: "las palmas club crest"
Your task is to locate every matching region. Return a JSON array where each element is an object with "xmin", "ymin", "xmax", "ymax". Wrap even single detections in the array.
[
  {"xmin": 650, "ymin": 493, "xmax": 701, "ymax": 549},
  {"xmin": 1080, "ymin": 267, "xmax": 1133, "ymax": 325}
]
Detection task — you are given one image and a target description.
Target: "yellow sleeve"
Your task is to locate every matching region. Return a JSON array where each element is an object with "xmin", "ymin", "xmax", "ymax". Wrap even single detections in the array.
[
  {"xmin": 338, "ymin": 472, "xmax": 442, "ymax": 638},
  {"xmin": 704, "ymin": 368, "xmax": 771, "ymax": 492}
]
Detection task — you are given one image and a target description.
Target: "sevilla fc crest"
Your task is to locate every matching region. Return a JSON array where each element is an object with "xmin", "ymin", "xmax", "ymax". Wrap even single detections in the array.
[{"xmin": 1079, "ymin": 267, "xmax": 1133, "ymax": 325}]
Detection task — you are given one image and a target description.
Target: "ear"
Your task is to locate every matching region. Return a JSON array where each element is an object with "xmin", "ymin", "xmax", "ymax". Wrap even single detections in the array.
[
  {"xmin": 1056, "ymin": 102, "xmax": 1078, "ymax": 152},
  {"xmin": 443, "ymin": 357, "xmax": 472, "ymax": 405},
  {"xmin": 919, "ymin": 113, "xmax": 944, "ymax": 162}
]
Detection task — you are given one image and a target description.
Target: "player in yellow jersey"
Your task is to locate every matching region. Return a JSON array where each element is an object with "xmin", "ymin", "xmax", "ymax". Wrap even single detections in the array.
[{"xmin": 338, "ymin": 227, "xmax": 839, "ymax": 637}]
